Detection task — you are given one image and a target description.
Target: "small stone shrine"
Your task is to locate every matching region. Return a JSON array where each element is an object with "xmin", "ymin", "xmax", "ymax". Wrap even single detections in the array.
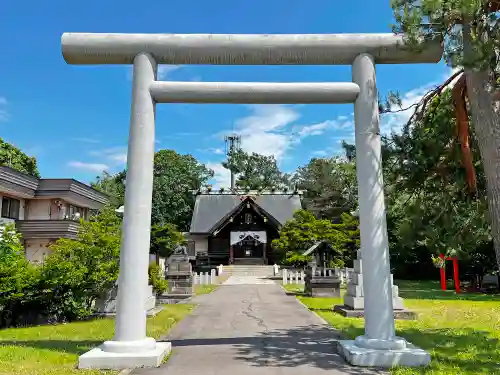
[
  {"xmin": 304, "ymin": 259, "xmax": 342, "ymax": 297},
  {"xmin": 333, "ymin": 250, "xmax": 417, "ymax": 319},
  {"xmin": 158, "ymin": 245, "xmax": 194, "ymax": 304}
]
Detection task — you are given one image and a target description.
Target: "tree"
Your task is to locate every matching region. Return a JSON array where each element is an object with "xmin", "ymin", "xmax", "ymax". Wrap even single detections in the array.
[
  {"xmin": 391, "ymin": 0, "xmax": 500, "ymax": 271},
  {"xmin": 0, "ymin": 138, "xmax": 40, "ymax": 177},
  {"xmin": 92, "ymin": 150, "xmax": 213, "ymax": 231},
  {"xmin": 150, "ymin": 223, "xmax": 185, "ymax": 259},
  {"xmin": 40, "ymin": 207, "xmax": 122, "ymax": 320},
  {"xmin": 272, "ymin": 209, "xmax": 360, "ymax": 267},
  {"xmin": 293, "ymin": 157, "xmax": 357, "ymax": 219},
  {"xmin": 382, "ymin": 90, "xmax": 495, "ymax": 281},
  {"xmin": 222, "ymin": 149, "xmax": 290, "ymax": 190},
  {"xmin": 152, "ymin": 150, "xmax": 213, "ymax": 230},
  {"xmin": 92, "ymin": 170, "xmax": 126, "ymax": 208}
]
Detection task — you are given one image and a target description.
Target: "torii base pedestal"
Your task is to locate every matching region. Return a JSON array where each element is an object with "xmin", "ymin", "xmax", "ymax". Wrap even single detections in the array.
[
  {"xmin": 78, "ymin": 339, "xmax": 171, "ymax": 370},
  {"xmin": 337, "ymin": 338, "xmax": 431, "ymax": 368}
]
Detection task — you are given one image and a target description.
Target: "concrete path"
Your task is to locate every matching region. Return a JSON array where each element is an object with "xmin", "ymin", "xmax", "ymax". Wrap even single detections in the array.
[{"xmin": 132, "ymin": 280, "xmax": 383, "ymax": 375}]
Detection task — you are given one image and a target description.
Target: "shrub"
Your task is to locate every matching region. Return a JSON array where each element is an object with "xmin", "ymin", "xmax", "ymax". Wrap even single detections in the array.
[
  {"xmin": 38, "ymin": 207, "xmax": 121, "ymax": 321},
  {"xmin": 283, "ymin": 254, "xmax": 311, "ymax": 268},
  {"xmin": 148, "ymin": 262, "xmax": 168, "ymax": 295},
  {"xmin": 0, "ymin": 224, "xmax": 39, "ymax": 327}
]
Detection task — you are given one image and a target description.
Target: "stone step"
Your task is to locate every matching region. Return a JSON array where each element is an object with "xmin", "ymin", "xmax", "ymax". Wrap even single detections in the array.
[{"xmin": 222, "ymin": 265, "xmax": 275, "ymax": 277}]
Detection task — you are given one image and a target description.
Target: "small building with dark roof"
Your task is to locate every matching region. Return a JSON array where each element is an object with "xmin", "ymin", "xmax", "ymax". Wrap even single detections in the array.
[
  {"xmin": 186, "ymin": 188, "xmax": 303, "ymax": 266},
  {"xmin": 302, "ymin": 240, "xmax": 338, "ymax": 268}
]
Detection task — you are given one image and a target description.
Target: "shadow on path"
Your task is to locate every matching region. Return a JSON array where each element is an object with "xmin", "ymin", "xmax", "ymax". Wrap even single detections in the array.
[{"xmin": 162, "ymin": 325, "xmax": 383, "ymax": 374}]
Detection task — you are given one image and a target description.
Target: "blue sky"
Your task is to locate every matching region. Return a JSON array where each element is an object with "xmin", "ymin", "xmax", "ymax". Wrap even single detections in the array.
[{"xmin": 0, "ymin": 0, "xmax": 450, "ymax": 187}]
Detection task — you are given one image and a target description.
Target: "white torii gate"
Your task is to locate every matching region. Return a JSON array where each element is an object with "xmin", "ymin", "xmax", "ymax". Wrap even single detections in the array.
[{"xmin": 62, "ymin": 33, "xmax": 442, "ymax": 370}]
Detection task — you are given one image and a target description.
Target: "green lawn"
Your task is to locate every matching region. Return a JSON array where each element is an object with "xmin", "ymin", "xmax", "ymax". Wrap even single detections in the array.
[
  {"xmin": 284, "ymin": 281, "xmax": 500, "ymax": 375},
  {"xmin": 0, "ymin": 304, "xmax": 194, "ymax": 375},
  {"xmin": 194, "ymin": 284, "xmax": 218, "ymax": 295}
]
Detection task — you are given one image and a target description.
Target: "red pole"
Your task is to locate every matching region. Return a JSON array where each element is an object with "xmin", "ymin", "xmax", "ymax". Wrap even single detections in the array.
[
  {"xmin": 439, "ymin": 254, "xmax": 446, "ymax": 291},
  {"xmin": 453, "ymin": 257, "xmax": 460, "ymax": 293}
]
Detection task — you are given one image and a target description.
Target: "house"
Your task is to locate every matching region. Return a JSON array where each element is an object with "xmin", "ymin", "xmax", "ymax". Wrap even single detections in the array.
[
  {"xmin": 0, "ymin": 165, "xmax": 109, "ymax": 263},
  {"xmin": 185, "ymin": 188, "xmax": 303, "ymax": 266}
]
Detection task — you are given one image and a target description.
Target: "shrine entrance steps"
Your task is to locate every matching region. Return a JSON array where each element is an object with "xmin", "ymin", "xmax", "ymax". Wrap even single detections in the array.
[
  {"xmin": 222, "ymin": 275, "xmax": 275, "ymax": 285},
  {"xmin": 233, "ymin": 257, "xmax": 266, "ymax": 265},
  {"xmin": 223, "ymin": 265, "xmax": 275, "ymax": 277}
]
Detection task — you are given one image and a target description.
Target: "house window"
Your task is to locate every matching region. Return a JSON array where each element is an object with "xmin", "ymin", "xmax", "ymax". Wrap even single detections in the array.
[
  {"xmin": 244, "ymin": 213, "xmax": 253, "ymax": 224},
  {"xmin": 1, "ymin": 197, "xmax": 20, "ymax": 219},
  {"xmin": 186, "ymin": 241, "xmax": 195, "ymax": 257},
  {"xmin": 68, "ymin": 205, "xmax": 85, "ymax": 220}
]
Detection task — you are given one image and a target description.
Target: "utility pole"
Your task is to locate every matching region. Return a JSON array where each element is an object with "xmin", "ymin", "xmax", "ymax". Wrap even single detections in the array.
[{"xmin": 224, "ymin": 134, "xmax": 241, "ymax": 190}]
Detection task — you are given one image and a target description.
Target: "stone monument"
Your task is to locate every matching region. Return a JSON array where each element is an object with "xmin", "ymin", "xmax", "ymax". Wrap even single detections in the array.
[
  {"xmin": 94, "ymin": 281, "xmax": 158, "ymax": 317},
  {"xmin": 158, "ymin": 245, "xmax": 193, "ymax": 304},
  {"xmin": 304, "ymin": 259, "xmax": 342, "ymax": 297},
  {"xmin": 333, "ymin": 250, "xmax": 416, "ymax": 319}
]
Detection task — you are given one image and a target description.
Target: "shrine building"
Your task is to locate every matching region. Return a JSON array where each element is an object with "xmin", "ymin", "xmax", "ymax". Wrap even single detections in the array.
[{"xmin": 185, "ymin": 188, "xmax": 303, "ymax": 266}]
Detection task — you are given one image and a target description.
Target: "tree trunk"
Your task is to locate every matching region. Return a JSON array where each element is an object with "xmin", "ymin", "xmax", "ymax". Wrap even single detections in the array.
[{"xmin": 463, "ymin": 23, "xmax": 500, "ymax": 273}]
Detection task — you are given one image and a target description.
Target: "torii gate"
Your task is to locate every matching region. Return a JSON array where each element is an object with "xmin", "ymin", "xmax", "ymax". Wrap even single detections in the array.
[{"xmin": 61, "ymin": 32, "xmax": 442, "ymax": 370}]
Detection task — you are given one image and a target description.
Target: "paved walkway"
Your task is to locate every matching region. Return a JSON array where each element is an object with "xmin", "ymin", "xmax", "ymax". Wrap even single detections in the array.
[{"xmin": 132, "ymin": 278, "xmax": 383, "ymax": 375}]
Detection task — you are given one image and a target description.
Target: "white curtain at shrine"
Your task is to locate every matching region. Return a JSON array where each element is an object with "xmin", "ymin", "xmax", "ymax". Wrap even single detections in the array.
[{"xmin": 230, "ymin": 231, "xmax": 267, "ymax": 245}]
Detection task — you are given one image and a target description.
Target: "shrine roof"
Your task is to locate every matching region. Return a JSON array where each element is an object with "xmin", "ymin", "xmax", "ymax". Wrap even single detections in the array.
[{"xmin": 188, "ymin": 190, "xmax": 303, "ymax": 234}]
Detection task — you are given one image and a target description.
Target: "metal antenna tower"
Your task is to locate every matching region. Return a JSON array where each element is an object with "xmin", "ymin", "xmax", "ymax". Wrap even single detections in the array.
[{"xmin": 224, "ymin": 134, "xmax": 241, "ymax": 190}]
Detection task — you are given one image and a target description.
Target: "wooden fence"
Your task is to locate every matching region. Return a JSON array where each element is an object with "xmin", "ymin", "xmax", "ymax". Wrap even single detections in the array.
[
  {"xmin": 281, "ymin": 267, "xmax": 354, "ymax": 285},
  {"xmin": 193, "ymin": 269, "xmax": 217, "ymax": 285}
]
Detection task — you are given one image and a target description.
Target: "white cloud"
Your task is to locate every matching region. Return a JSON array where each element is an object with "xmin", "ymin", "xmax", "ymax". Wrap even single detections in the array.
[
  {"xmin": 84, "ymin": 146, "xmax": 128, "ymax": 170},
  {"xmin": 0, "ymin": 97, "xmax": 8, "ymax": 122},
  {"xmin": 226, "ymin": 105, "xmax": 358, "ymax": 161},
  {"xmin": 68, "ymin": 145, "xmax": 127, "ymax": 174},
  {"xmin": 227, "ymin": 105, "xmax": 300, "ymax": 160},
  {"xmin": 157, "ymin": 65, "xmax": 182, "ymax": 80},
  {"xmin": 205, "ymin": 162, "xmax": 231, "ymax": 189},
  {"xmin": 202, "ymin": 147, "xmax": 224, "ymax": 155},
  {"xmin": 68, "ymin": 161, "xmax": 109, "ymax": 172},
  {"xmin": 296, "ymin": 120, "xmax": 332, "ymax": 137}
]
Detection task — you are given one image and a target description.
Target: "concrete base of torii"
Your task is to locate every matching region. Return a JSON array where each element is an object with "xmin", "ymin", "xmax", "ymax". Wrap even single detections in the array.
[
  {"xmin": 337, "ymin": 337, "xmax": 431, "ymax": 368},
  {"xmin": 79, "ymin": 339, "xmax": 171, "ymax": 369}
]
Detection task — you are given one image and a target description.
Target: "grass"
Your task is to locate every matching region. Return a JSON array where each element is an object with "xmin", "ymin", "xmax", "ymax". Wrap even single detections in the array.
[
  {"xmin": 0, "ymin": 304, "xmax": 194, "ymax": 375},
  {"xmin": 0, "ymin": 282, "xmax": 222, "ymax": 375},
  {"xmin": 283, "ymin": 281, "xmax": 500, "ymax": 375},
  {"xmin": 194, "ymin": 284, "xmax": 218, "ymax": 295}
]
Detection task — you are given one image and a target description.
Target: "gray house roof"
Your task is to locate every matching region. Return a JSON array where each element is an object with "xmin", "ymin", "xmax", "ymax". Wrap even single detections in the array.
[
  {"xmin": 189, "ymin": 192, "xmax": 302, "ymax": 234},
  {"xmin": 0, "ymin": 165, "xmax": 108, "ymax": 209}
]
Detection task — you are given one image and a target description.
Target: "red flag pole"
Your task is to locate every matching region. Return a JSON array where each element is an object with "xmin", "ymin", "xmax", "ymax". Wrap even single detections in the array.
[
  {"xmin": 439, "ymin": 254, "xmax": 446, "ymax": 291},
  {"xmin": 452, "ymin": 257, "xmax": 460, "ymax": 293}
]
